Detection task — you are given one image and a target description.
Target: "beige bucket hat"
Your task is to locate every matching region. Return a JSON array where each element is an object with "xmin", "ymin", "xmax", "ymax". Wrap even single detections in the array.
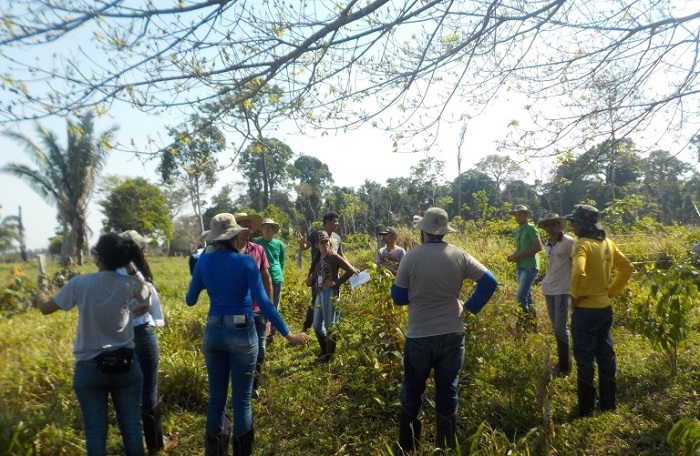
[{"xmin": 202, "ymin": 213, "xmax": 248, "ymax": 242}]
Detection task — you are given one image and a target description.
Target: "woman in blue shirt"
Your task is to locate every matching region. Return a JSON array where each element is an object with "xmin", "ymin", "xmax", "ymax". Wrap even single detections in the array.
[{"xmin": 186, "ymin": 213, "xmax": 308, "ymax": 456}]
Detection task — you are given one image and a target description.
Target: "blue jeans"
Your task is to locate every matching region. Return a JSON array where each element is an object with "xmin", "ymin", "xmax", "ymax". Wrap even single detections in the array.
[
  {"xmin": 254, "ymin": 313, "xmax": 267, "ymax": 362},
  {"xmin": 73, "ymin": 355, "xmax": 144, "ymax": 456},
  {"xmin": 571, "ymin": 306, "xmax": 616, "ymax": 387},
  {"xmin": 545, "ymin": 294, "xmax": 571, "ymax": 343},
  {"xmin": 516, "ymin": 268, "xmax": 538, "ymax": 311},
  {"xmin": 312, "ymin": 288, "xmax": 339, "ymax": 337},
  {"xmin": 133, "ymin": 323, "xmax": 159, "ymax": 411},
  {"xmin": 401, "ymin": 332, "xmax": 465, "ymax": 417},
  {"xmin": 203, "ymin": 315, "xmax": 258, "ymax": 437}
]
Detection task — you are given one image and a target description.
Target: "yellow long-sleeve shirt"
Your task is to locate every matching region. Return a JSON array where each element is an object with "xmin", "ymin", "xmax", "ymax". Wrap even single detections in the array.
[{"xmin": 570, "ymin": 237, "xmax": 633, "ymax": 309}]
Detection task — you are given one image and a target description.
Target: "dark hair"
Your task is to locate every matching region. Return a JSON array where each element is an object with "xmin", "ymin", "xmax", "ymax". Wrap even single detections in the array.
[
  {"xmin": 93, "ymin": 233, "xmax": 154, "ymax": 280},
  {"xmin": 130, "ymin": 245, "xmax": 153, "ymax": 283},
  {"xmin": 323, "ymin": 212, "xmax": 340, "ymax": 224},
  {"xmin": 93, "ymin": 234, "xmax": 129, "ymax": 270},
  {"xmin": 422, "ymin": 232, "xmax": 445, "ymax": 242},
  {"xmin": 212, "ymin": 238, "xmax": 237, "ymax": 250}
]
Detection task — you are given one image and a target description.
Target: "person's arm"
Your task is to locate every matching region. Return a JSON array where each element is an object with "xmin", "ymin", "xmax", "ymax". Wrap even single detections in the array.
[
  {"xmin": 279, "ymin": 241, "xmax": 286, "ymax": 272},
  {"xmin": 185, "ymin": 260, "xmax": 205, "ymax": 306},
  {"xmin": 391, "ymin": 284, "xmax": 409, "ymax": 305},
  {"xmin": 508, "ymin": 234, "xmax": 543, "ymax": 262},
  {"xmin": 330, "ymin": 255, "xmax": 355, "ymax": 288},
  {"xmin": 570, "ymin": 242, "xmax": 586, "ymax": 303},
  {"xmin": 35, "ymin": 291, "xmax": 60, "ymax": 315},
  {"xmin": 247, "ymin": 262, "xmax": 309, "ymax": 345},
  {"xmin": 296, "ymin": 232, "xmax": 310, "ymax": 251},
  {"xmin": 463, "ymin": 271, "xmax": 498, "ymax": 315},
  {"xmin": 608, "ymin": 243, "xmax": 634, "ymax": 297},
  {"xmin": 261, "ymin": 268, "xmax": 274, "ymax": 301}
]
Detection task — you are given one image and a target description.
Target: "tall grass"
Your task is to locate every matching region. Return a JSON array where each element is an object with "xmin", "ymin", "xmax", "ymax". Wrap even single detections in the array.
[{"xmin": 2, "ymin": 227, "xmax": 700, "ymax": 454}]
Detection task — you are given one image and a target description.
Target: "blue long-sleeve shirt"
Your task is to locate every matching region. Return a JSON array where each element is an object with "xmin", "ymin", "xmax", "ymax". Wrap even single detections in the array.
[{"xmin": 186, "ymin": 249, "xmax": 290, "ymax": 336}]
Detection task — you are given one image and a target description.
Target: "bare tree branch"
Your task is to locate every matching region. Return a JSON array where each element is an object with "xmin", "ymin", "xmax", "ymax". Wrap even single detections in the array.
[{"xmin": 1, "ymin": 0, "xmax": 699, "ymax": 154}]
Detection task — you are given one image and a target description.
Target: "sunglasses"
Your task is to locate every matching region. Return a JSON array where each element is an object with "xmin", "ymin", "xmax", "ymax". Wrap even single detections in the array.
[{"xmin": 541, "ymin": 221, "xmax": 560, "ymax": 228}]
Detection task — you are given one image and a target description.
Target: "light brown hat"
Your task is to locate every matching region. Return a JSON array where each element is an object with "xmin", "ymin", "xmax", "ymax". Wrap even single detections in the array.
[
  {"xmin": 510, "ymin": 205, "xmax": 532, "ymax": 216},
  {"xmin": 120, "ymin": 230, "xmax": 152, "ymax": 249},
  {"xmin": 233, "ymin": 213, "xmax": 263, "ymax": 233},
  {"xmin": 537, "ymin": 213, "xmax": 567, "ymax": 228},
  {"xmin": 202, "ymin": 213, "xmax": 248, "ymax": 242},
  {"xmin": 261, "ymin": 218, "xmax": 280, "ymax": 233},
  {"xmin": 416, "ymin": 207, "xmax": 456, "ymax": 236}
]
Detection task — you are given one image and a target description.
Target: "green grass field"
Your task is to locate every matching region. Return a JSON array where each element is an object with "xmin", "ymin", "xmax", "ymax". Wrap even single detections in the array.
[{"xmin": 2, "ymin": 229, "xmax": 700, "ymax": 455}]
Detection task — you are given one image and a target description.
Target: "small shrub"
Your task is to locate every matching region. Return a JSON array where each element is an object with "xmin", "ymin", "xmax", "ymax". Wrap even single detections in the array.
[
  {"xmin": 667, "ymin": 417, "xmax": 700, "ymax": 456},
  {"xmin": 630, "ymin": 262, "xmax": 699, "ymax": 374},
  {"xmin": 0, "ymin": 266, "xmax": 35, "ymax": 315}
]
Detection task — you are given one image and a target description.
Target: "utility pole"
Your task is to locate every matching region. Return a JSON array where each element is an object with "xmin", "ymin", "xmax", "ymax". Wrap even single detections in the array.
[
  {"xmin": 18, "ymin": 205, "xmax": 27, "ymax": 262},
  {"xmin": 457, "ymin": 123, "xmax": 468, "ymax": 220}
]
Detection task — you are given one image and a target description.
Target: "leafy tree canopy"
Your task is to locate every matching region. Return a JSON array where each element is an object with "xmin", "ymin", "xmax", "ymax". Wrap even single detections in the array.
[{"xmin": 99, "ymin": 177, "xmax": 173, "ymax": 242}]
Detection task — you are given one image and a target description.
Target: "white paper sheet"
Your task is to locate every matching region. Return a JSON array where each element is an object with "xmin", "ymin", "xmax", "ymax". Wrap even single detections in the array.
[{"xmin": 349, "ymin": 270, "xmax": 371, "ymax": 288}]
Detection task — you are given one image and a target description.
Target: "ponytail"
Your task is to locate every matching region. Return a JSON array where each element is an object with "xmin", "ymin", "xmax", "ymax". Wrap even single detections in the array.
[{"xmin": 125, "ymin": 240, "xmax": 153, "ymax": 283}]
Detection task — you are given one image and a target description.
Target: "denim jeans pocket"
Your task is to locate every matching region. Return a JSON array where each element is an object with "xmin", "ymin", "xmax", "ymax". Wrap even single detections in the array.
[{"xmin": 225, "ymin": 322, "xmax": 257, "ymax": 349}]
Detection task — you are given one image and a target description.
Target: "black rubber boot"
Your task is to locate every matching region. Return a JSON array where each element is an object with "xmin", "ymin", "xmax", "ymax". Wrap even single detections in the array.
[
  {"xmin": 142, "ymin": 401, "xmax": 165, "ymax": 454},
  {"xmin": 599, "ymin": 373, "xmax": 617, "ymax": 411},
  {"xmin": 315, "ymin": 333, "xmax": 328, "ymax": 362},
  {"xmin": 232, "ymin": 428, "xmax": 254, "ymax": 456},
  {"xmin": 252, "ymin": 361, "xmax": 263, "ymax": 399},
  {"xmin": 436, "ymin": 412, "xmax": 457, "ymax": 450},
  {"xmin": 205, "ymin": 432, "xmax": 222, "ymax": 456},
  {"xmin": 398, "ymin": 407, "xmax": 421, "ymax": 452},
  {"xmin": 325, "ymin": 331, "xmax": 337, "ymax": 362},
  {"xmin": 577, "ymin": 377, "xmax": 597, "ymax": 418},
  {"xmin": 554, "ymin": 340, "xmax": 570, "ymax": 377},
  {"xmin": 205, "ymin": 415, "xmax": 233, "ymax": 456},
  {"xmin": 302, "ymin": 306, "xmax": 314, "ymax": 333}
]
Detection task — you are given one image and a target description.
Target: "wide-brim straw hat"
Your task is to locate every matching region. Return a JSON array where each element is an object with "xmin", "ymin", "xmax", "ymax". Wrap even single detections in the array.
[
  {"xmin": 202, "ymin": 213, "xmax": 248, "ymax": 242},
  {"xmin": 416, "ymin": 207, "xmax": 456, "ymax": 236},
  {"xmin": 510, "ymin": 205, "xmax": 532, "ymax": 216},
  {"xmin": 537, "ymin": 213, "xmax": 567, "ymax": 229},
  {"xmin": 119, "ymin": 230, "xmax": 152, "ymax": 249},
  {"xmin": 233, "ymin": 213, "xmax": 263, "ymax": 233},
  {"xmin": 261, "ymin": 218, "xmax": 280, "ymax": 233}
]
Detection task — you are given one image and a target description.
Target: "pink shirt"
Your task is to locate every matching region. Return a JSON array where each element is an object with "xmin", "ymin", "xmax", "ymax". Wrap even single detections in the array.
[{"xmin": 245, "ymin": 241, "xmax": 270, "ymax": 313}]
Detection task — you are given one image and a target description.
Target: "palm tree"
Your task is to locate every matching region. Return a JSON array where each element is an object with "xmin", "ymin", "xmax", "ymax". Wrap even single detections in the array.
[
  {"xmin": 0, "ymin": 206, "xmax": 21, "ymax": 255},
  {"xmin": 2, "ymin": 113, "xmax": 116, "ymax": 265}
]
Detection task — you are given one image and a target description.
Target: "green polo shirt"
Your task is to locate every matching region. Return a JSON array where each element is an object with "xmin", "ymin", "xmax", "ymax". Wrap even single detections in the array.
[{"xmin": 514, "ymin": 223, "xmax": 540, "ymax": 270}]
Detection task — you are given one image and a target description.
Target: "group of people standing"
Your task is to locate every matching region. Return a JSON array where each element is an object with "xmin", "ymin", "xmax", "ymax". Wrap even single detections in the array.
[
  {"xmin": 391, "ymin": 203, "xmax": 633, "ymax": 452},
  {"xmin": 507, "ymin": 204, "xmax": 634, "ymax": 420},
  {"xmin": 34, "ymin": 202, "xmax": 633, "ymax": 455}
]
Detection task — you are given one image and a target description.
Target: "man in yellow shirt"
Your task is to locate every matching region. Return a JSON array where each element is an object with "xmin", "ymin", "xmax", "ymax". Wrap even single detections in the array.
[{"xmin": 566, "ymin": 205, "xmax": 633, "ymax": 417}]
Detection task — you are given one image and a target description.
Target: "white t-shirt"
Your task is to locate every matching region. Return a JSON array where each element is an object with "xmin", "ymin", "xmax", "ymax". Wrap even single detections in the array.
[
  {"xmin": 541, "ymin": 233, "xmax": 575, "ymax": 296},
  {"xmin": 394, "ymin": 242, "xmax": 487, "ymax": 338},
  {"xmin": 116, "ymin": 267, "xmax": 166, "ymax": 327},
  {"xmin": 52, "ymin": 271, "xmax": 150, "ymax": 361}
]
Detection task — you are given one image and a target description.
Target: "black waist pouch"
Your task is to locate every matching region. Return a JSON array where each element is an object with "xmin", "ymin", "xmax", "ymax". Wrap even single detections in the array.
[{"xmin": 95, "ymin": 347, "xmax": 134, "ymax": 374}]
